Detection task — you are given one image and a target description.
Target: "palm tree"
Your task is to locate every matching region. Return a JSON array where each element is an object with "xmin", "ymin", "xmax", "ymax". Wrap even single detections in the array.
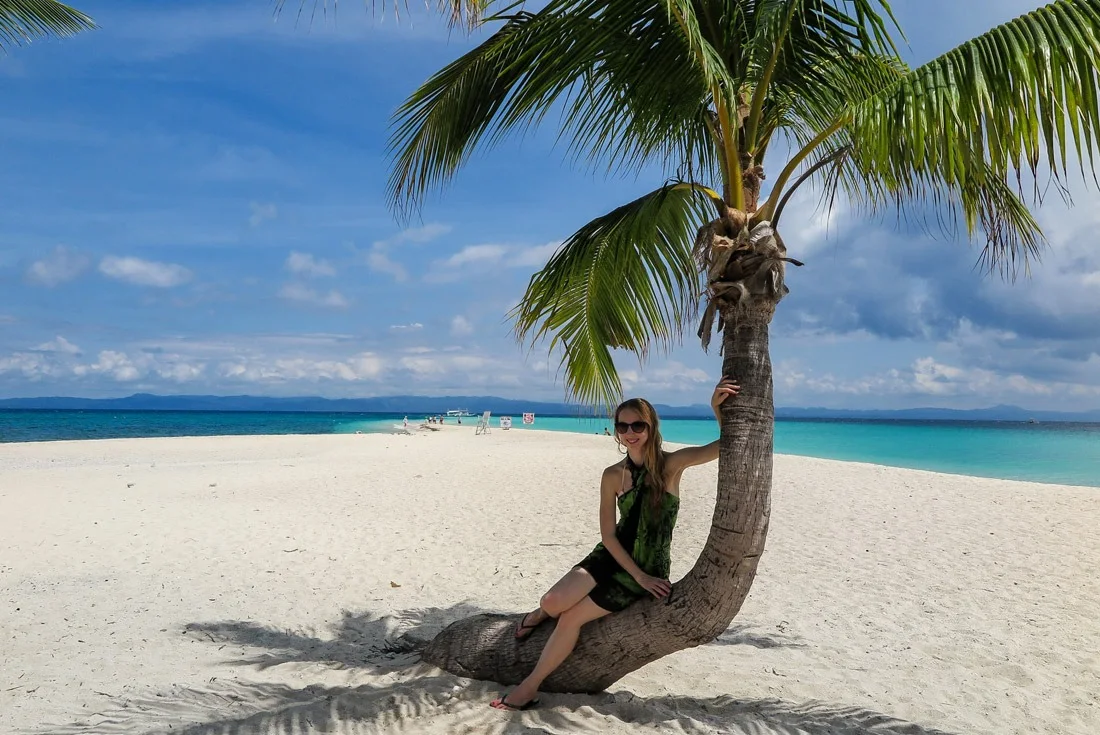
[
  {"xmin": 0, "ymin": 0, "xmax": 94, "ymax": 49},
  {"xmin": 389, "ymin": 0, "xmax": 1100, "ymax": 692}
]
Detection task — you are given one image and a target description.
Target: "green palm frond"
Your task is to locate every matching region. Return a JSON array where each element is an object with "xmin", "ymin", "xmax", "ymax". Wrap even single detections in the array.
[
  {"xmin": 766, "ymin": 1, "xmax": 1100, "ymax": 275},
  {"xmin": 388, "ymin": 0, "xmax": 733, "ymax": 213},
  {"xmin": 779, "ymin": 52, "xmax": 909, "ymax": 143},
  {"xmin": 0, "ymin": 0, "xmax": 94, "ymax": 48},
  {"xmin": 846, "ymin": 0, "xmax": 1100, "ymax": 204},
  {"xmin": 560, "ymin": 0, "xmax": 721, "ymax": 181},
  {"xmin": 511, "ymin": 182, "xmax": 717, "ymax": 410},
  {"xmin": 742, "ymin": 0, "xmax": 902, "ymax": 150},
  {"xmin": 767, "ymin": 87, "xmax": 1044, "ymax": 276},
  {"xmin": 828, "ymin": 140, "xmax": 1043, "ymax": 277}
]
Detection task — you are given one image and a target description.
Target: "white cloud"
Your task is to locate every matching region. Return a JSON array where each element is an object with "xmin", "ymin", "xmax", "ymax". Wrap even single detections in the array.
[
  {"xmin": 365, "ymin": 250, "xmax": 407, "ymax": 282},
  {"xmin": 363, "ymin": 224, "xmax": 451, "ymax": 282},
  {"xmin": 99, "ymin": 256, "xmax": 192, "ymax": 287},
  {"xmin": 618, "ymin": 361, "xmax": 713, "ymax": 394},
  {"xmin": 155, "ymin": 362, "xmax": 206, "ymax": 382},
  {"xmin": 399, "ymin": 355, "xmax": 445, "ymax": 375},
  {"xmin": 390, "ymin": 322, "xmax": 424, "ymax": 330},
  {"xmin": 368, "ymin": 230, "xmax": 551, "ymax": 285},
  {"xmin": 399, "ymin": 353, "xmax": 491, "ymax": 377},
  {"xmin": 72, "ymin": 350, "xmax": 142, "ymax": 382},
  {"xmin": 443, "ymin": 244, "xmax": 508, "ymax": 268},
  {"xmin": 371, "ymin": 223, "xmax": 452, "ymax": 250},
  {"xmin": 771, "ymin": 186, "xmax": 848, "ymax": 256},
  {"xmin": 451, "ymin": 355, "xmax": 492, "ymax": 370},
  {"xmin": 347, "ymin": 354, "xmax": 386, "ymax": 379},
  {"xmin": 774, "ymin": 356, "xmax": 1069, "ymax": 402},
  {"xmin": 425, "ymin": 241, "xmax": 564, "ymax": 282},
  {"xmin": 506, "ymin": 241, "xmax": 562, "ymax": 268},
  {"xmin": 0, "ymin": 352, "xmax": 61, "ymax": 380},
  {"xmin": 285, "ymin": 251, "xmax": 335, "ymax": 277},
  {"xmin": 26, "ymin": 246, "xmax": 90, "ymax": 286},
  {"xmin": 249, "ymin": 201, "xmax": 278, "ymax": 227},
  {"xmin": 0, "ymin": 332, "xmax": 554, "ymax": 398},
  {"xmin": 909, "ymin": 357, "xmax": 1053, "ymax": 397},
  {"xmin": 33, "ymin": 336, "xmax": 81, "ymax": 355},
  {"xmin": 450, "ymin": 315, "xmax": 473, "ymax": 337},
  {"xmin": 278, "ymin": 283, "xmax": 350, "ymax": 308},
  {"xmin": 220, "ymin": 352, "xmax": 384, "ymax": 382},
  {"xmin": 1, "ymin": 336, "xmax": 383, "ymax": 389}
]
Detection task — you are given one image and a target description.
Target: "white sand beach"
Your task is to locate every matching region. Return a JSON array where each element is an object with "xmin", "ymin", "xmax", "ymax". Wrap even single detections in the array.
[{"xmin": 1, "ymin": 427, "xmax": 1097, "ymax": 735}]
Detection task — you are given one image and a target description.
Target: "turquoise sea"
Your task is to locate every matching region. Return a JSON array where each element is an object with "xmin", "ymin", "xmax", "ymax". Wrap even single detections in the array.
[{"xmin": 1, "ymin": 409, "xmax": 1097, "ymax": 487}]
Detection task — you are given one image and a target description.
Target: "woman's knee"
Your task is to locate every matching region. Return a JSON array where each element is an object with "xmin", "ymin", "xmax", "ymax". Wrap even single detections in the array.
[
  {"xmin": 541, "ymin": 569, "xmax": 595, "ymax": 616},
  {"xmin": 540, "ymin": 589, "xmax": 566, "ymax": 615}
]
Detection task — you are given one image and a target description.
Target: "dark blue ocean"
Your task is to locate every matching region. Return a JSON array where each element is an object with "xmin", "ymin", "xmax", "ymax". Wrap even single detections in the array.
[{"xmin": 1, "ymin": 409, "xmax": 1097, "ymax": 487}]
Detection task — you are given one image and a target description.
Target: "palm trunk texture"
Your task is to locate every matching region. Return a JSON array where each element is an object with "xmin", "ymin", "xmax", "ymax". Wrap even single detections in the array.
[{"xmin": 421, "ymin": 302, "xmax": 776, "ymax": 693}]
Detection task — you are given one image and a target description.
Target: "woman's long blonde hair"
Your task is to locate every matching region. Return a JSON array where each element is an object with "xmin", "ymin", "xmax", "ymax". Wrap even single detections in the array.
[{"xmin": 615, "ymin": 398, "xmax": 666, "ymax": 507}]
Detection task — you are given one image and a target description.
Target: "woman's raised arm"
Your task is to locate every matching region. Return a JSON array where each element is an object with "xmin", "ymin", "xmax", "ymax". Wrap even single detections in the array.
[{"xmin": 667, "ymin": 377, "xmax": 739, "ymax": 472}]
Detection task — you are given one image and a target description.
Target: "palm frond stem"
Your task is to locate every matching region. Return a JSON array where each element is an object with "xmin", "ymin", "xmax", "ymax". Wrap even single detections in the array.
[
  {"xmin": 744, "ymin": 1, "xmax": 799, "ymax": 150},
  {"xmin": 772, "ymin": 145, "xmax": 852, "ymax": 226},
  {"xmin": 715, "ymin": 93, "xmax": 745, "ymax": 209},
  {"xmin": 671, "ymin": 181, "xmax": 727, "ymax": 214},
  {"xmin": 760, "ymin": 116, "xmax": 847, "ymax": 220}
]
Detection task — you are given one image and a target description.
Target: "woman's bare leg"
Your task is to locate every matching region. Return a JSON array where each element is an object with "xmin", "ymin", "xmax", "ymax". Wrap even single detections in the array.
[
  {"xmin": 498, "ymin": 597, "xmax": 611, "ymax": 707},
  {"xmin": 540, "ymin": 568, "xmax": 597, "ymax": 617},
  {"xmin": 517, "ymin": 568, "xmax": 597, "ymax": 637}
]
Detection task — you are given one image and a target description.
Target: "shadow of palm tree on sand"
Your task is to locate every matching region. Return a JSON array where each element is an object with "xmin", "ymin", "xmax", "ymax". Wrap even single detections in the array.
[
  {"xmin": 41, "ymin": 604, "xmax": 960, "ymax": 735},
  {"xmin": 181, "ymin": 602, "xmax": 486, "ymax": 671},
  {"xmin": 709, "ymin": 622, "xmax": 808, "ymax": 649}
]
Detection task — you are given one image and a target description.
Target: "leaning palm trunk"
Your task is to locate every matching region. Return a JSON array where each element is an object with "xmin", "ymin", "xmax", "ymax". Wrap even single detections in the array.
[{"xmin": 422, "ymin": 216, "xmax": 783, "ymax": 692}]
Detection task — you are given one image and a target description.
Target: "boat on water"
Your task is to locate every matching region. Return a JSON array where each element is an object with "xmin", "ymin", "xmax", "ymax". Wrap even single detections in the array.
[{"xmin": 446, "ymin": 409, "xmax": 474, "ymax": 417}]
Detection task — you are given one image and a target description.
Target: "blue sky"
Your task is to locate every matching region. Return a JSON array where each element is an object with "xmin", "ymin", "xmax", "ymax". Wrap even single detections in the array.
[{"xmin": 1, "ymin": 0, "xmax": 1098, "ymax": 410}]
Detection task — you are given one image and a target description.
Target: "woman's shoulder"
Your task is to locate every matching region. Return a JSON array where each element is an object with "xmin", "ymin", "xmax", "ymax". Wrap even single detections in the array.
[{"xmin": 601, "ymin": 457, "xmax": 631, "ymax": 475}]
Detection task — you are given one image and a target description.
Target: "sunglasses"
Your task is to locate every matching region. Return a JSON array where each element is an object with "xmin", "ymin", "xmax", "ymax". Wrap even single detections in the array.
[{"xmin": 614, "ymin": 420, "xmax": 649, "ymax": 435}]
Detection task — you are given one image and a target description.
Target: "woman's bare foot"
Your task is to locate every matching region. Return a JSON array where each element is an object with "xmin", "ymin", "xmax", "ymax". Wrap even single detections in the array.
[{"xmin": 514, "ymin": 608, "xmax": 547, "ymax": 640}]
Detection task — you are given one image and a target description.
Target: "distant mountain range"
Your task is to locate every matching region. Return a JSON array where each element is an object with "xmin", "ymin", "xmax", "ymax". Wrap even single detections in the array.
[{"xmin": 1, "ymin": 393, "xmax": 1098, "ymax": 422}]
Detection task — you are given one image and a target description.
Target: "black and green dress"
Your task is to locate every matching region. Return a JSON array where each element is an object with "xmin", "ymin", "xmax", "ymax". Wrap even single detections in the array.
[{"xmin": 575, "ymin": 458, "xmax": 680, "ymax": 612}]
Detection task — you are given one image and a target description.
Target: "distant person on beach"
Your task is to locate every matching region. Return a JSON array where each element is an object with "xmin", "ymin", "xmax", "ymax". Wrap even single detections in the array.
[
  {"xmin": 491, "ymin": 377, "xmax": 739, "ymax": 711},
  {"xmin": 403, "ymin": 416, "xmax": 409, "ymax": 429},
  {"xmin": 603, "ymin": 427, "xmax": 611, "ymax": 436}
]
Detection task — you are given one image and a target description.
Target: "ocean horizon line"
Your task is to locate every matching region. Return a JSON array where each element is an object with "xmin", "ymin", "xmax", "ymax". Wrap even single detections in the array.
[{"xmin": 2, "ymin": 392, "xmax": 1099, "ymax": 423}]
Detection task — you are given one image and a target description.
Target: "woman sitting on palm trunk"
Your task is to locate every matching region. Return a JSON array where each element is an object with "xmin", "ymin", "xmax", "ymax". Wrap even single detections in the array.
[{"xmin": 491, "ymin": 376, "xmax": 740, "ymax": 710}]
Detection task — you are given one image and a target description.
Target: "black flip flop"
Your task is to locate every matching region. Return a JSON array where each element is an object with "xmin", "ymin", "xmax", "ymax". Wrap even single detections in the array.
[
  {"xmin": 490, "ymin": 692, "xmax": 540, "ymax": 711},
  {"xmin": 514, "ymin": 611, "xmax": 542, "ymax": 640}
]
